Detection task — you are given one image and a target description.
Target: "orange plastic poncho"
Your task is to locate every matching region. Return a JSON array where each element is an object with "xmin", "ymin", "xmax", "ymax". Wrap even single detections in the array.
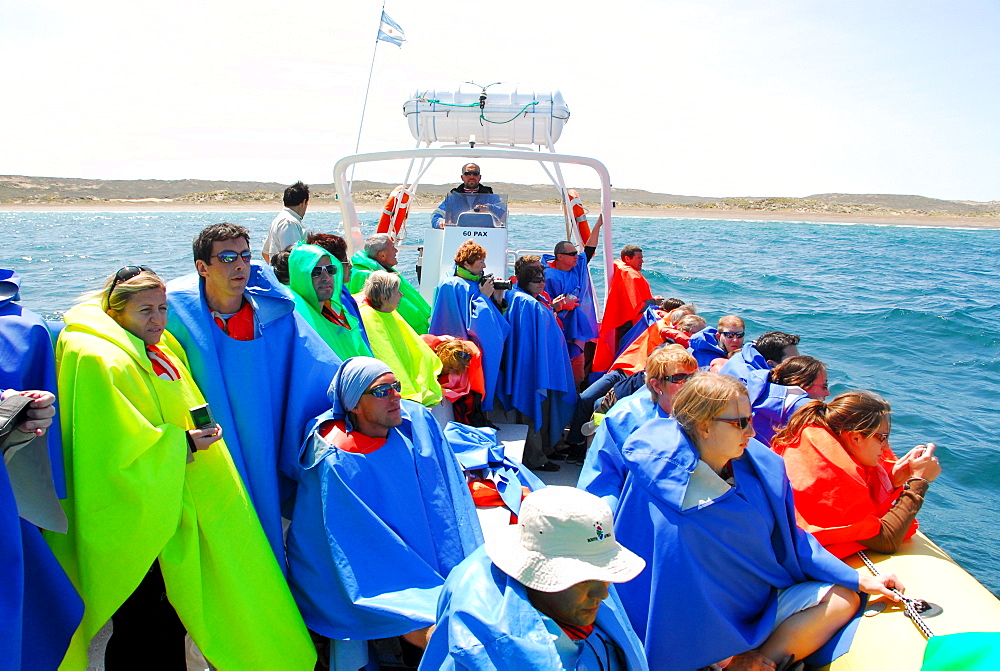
[
  {"xmin": 607, "ymin": 313, "xmax": 691, "ymax": 376},
  {"xmin": 593, "ymin": 260, "xmax": 653, "ymax": 372},
  {"xmin": 775, "ymin": 425, "xmax": 917, "ymax": 558}
]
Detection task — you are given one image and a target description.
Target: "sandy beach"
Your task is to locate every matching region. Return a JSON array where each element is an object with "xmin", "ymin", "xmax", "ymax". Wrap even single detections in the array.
[{"xmin": 3, "ymin": 200, "xmax": 999, "ymax": 229}]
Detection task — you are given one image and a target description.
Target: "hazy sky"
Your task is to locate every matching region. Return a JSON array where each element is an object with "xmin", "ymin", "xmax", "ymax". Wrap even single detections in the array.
[{"xmin": 2, "ymin": 0, "xmax": 997, "ymax": 201}]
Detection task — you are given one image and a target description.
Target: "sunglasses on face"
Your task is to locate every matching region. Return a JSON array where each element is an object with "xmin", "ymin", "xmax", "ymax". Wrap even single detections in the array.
[
  {"xmin": 556, "ymin": 251, "xmax": 577, "ymax": 256},
  {"xmin": 661, "ymin": 372, "xmax": 693, "ymax": 384},
  {"xmin": 311, "ymin": 264, "xmax": 336, "ymax": 278},
  {"xmin": 871, "ymin": 431, "xmax": 890, "ymax": 444},
  {"xmin": 713, "ymin": 414, "xmax": 754, "ymax": 430},
  {"xmin": 463, "ymin": 170, "xmax": 480, "ymax": 176},
  {"xmin": 107, "ymin": 265, "xmax": 153, "ymax": 301},
  {"xmin": 214, "ymin": 250, "xmax": 252, "ymax": 263},
  {"xmin": 719, "ymin": 331, "xmax": 745, "ymax": 338},
  {"xmin": 364, "ymin": 381, "xmax": 402, "ymax": 398}
]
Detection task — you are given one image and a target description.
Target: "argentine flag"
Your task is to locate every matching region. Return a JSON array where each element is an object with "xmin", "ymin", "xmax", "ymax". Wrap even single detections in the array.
[{"xmin": 377, "ymin": 12, "xmax": 406, "ymax": 47}]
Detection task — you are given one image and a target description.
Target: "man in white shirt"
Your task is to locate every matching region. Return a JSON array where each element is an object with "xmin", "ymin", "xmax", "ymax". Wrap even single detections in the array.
[{"xmin": 262, "ymin": 181, "xmax": 309, "ymax": 262}]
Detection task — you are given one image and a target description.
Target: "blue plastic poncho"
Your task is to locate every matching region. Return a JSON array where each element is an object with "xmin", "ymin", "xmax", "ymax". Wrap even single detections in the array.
[
  {"xmin": 444, "ymin": 422, "xmax": 544, "ymax": 515},
  {"xmin": 542, "ymin": 253, "xmax": 599, "ymax": 358},
  {"xmin": 743, "ymin": 368, "xmax": 812, "ymax": 446},
  {"xmin": 576, "ymin": 387, "xmax": 665, "ymax": 514},
  {"xmin": 286, "ymin": 400, "xmax": 483, "ymax": 644},
  {"xmin": 430, "ymin": 275, "xmax": 509, "ymax": 410},
  {"xmin": 687, "ymin": 327, "xmax": 728, "ymax": 369},
  {"xmin": 0, "ymin": 269, "xmax": 82, "ymax": 671},
  {"xmin": 719, "ymin": 342, "xmax": 769, "ymax": 383},
  {"xmin": 166, "ymin": 262, "xmax": 341, "ymax": 562},
  {"xmin": 498, "ymin": 288, "xmax": 577, "ymax": 445},
  {"xmin": 613, "ymin": 418, "xmax": 863, "ymax": 669},
  {"xmin": 420, "ymin": 546, "xmax": 648, "ymax": 670}
]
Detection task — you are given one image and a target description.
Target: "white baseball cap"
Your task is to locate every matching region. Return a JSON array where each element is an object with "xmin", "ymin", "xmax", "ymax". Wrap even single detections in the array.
[{"xmin": 486, "ymin": 486, "xmax": 646, "ymax": 593}]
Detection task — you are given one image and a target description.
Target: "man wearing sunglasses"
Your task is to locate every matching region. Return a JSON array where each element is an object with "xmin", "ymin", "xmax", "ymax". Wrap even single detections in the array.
[
  {"xmin": 261, "ymin": 181, "xmax": 310, "ymax": 263},
  {"xmin": 430, "ymin": 163, "xmax": 505, "ymax": 228},
  {"xmin": 687, "ymin": 315, "xmax": 747, "ymax": 370},
  {"xmin": 286, "ymin": 357, "xmax": 482, "ymax": 670},
  {"xmin": 166, "ymin": 223, "xmax": 340, "ymax": 562}
]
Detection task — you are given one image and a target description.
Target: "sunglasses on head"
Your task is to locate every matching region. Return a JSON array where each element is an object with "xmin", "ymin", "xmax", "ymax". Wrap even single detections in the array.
[
  {"xmin": 661, "ymin": 372, "xmax": 693, "ymax": 384},
  {"xmin": 364, "ymin": 380, "xmax": 402, "ymax": 398},
  {"xmin": 214, "ymin": 250, "xmax": 252, "ymax": 264},
  {"xmin": 454, "ymin": 350, "xmax": 472, "ymax": 361},
  {"xmin": 713, "ymin": 414, "xmax": 754, "ymax": 430},
  {"xmin": 311, "ymin": 264, "xmax": 336, "ymax": 278},
  {"xmin": 107, "ymin": 265, "xmax": 153, "ymax": 301},
  {"xmin": 463, "ymin": 170, "xmax": 480, "ymax": 176},
  {"xmin": 719, "ymin": 331, "xmax": 745, "ymax": 338}
]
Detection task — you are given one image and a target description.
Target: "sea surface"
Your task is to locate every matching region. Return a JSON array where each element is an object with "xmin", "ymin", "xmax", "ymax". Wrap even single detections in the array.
[{"xmin": 3, "ymin": 210, "xmax": 999, "ymax": 595}]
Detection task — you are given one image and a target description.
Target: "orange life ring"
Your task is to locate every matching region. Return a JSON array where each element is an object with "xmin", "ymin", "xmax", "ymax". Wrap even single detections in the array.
[
  {"xmin": 566, "ymin": 188, "xmax": 591, "ymax": 243},
  {"xmin": 377, "ymin": 185, "xmax": 411, "ymax": 237}
]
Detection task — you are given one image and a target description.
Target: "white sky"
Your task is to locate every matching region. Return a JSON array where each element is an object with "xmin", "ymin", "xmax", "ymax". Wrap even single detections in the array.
[{"xmin": 2, "ymin": 0, "xmax": 998, "ymax": 201}]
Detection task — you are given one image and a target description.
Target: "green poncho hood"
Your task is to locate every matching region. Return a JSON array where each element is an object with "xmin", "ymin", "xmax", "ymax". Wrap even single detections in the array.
[
  {"xmin": 349, "ymin": 249, "xmax": 432, "ymax": 334},
  {"xmin": 289, "ymin": 244, "xmax": 371, "ymax": 360}
]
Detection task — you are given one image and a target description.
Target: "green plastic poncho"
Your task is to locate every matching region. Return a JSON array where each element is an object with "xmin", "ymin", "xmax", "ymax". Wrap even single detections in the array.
[
  {"xmin": 46, "ymin": 302, "xmax": 315, "ymax": 670},
  {"xmin": 289, "ymin": 244, "xmax": 372, "ymax": 360},
  {"xmin": 349, "ymin": 249, "xmax": 431, "ymax": 334},
  {"xmin": 359, "ymin": 302, "xmax": 443, "ymax": 407}
]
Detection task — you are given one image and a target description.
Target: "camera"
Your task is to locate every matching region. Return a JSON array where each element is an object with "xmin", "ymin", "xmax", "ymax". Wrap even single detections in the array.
[{"xmin": 480, "ymin": 274, "xmax": 512, "ymax": 291}]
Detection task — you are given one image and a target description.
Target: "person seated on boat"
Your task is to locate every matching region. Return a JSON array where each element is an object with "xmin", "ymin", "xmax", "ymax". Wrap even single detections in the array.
[
  {"xmin": 281, "ymin": 243, "xmax": 373, "ymax": 361},
  {"xmin": 544, "ymin": 220, "xmax": 604, "ymax": 385},
  {"xmin": 420, "ymin": 334, "xmax": 487, "ymax": 424},
  {"xmin": 612, "ymin": 372, "xmax": 905, "ymax": 670},
  {"xmin": 420, "ymin": 486, "xmax": 649, "ymax": 670},
  {"xmin": 498, "ymin": 265, "xmax": 578, "ymax": 473},
  {"xmin": 721, "ymin": 330, "xmax": 802, "ymax": 383},
  {"xmin": 430, "ymin": 163, "xmax": 505, "ymax": 228},
  {"xmin": 0, "ymin": 267, "xmax": 84, "ymax": 671},
  {"xmin": 771, "ymin": 355, "xmax": 830, "ymax": 400},
  {"xmin": 306, "ymin": 232, "xmax": 372, "ymax": 350},
  {"xmin": 165, "ymin": 223, "xmax": 340, "ymax": 562},
  {"xmin": 261, "ymin": 181, "xmax": 309, "ymax": 263},
  {"xmin": 596, "ymin": 307, "xmax": 701, "ymax": 392},
  {"xmin": 593, "ymin": 244, "xmax": 664, "ymax": 374},
  {"xmin": 578, "ymin": 344, "xmax": 697, "ymax": 513},
  {"xmin": 772, "ymin": 391, "xmax": 941, "ymax": 559},
  {"xmin": 688, "ymin": 314, "xmax": 745, "ymax": 370},
  {"xmin": 349, "ymin": 232, "xmax": 431, "ymax": 334},
  {"xmin": 359, "ymin": 270, "xmax": 443, "ymax": 407},
  {"xmin": 286, "ymin": 356, "xmax": 482, "ymax": 670},
  {"xmin": 50, "ymin": 266, "xmax": 316, "ymax": 669},
  {"xmin": 430, "ymin": 241, "xmax": 510, "ymax": 412}
]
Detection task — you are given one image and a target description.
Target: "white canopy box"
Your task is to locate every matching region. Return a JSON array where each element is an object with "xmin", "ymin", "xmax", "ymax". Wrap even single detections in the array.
[{"xmin": 404, "ymin": 84, "xmax": 569, "ymax": 146}]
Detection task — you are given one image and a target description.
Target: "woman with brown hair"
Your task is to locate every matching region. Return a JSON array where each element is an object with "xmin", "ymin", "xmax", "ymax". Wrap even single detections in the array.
[
  {"xmin": 612, "ymin": 372, "xmax": 902, "ymax": 670},
  {"xmin": 429, "ymin": 241, "xmax": 509, "ymax": 412},
  {"xmin": 772, "ymin": 391, "xmax": 941, "ymax": 558}
]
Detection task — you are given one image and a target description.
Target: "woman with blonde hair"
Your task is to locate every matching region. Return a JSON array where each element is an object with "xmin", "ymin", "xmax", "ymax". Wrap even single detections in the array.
[
  {"xmin": 578, "ymin": 343, "xmax": 697, "ymax": 512},
  {"xmin": 48, "ymin": 266, "xmax": 315, "ymax": 669},
  {"xmin": 772, "ymin": 391, "xmax": 941, "ymax": 558},
  {"xmin": 612, "ymin": 372, "xmax": 903, "ymax": 670}
]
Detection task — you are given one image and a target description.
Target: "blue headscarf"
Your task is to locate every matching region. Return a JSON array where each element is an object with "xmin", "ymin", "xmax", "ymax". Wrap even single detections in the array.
[{"xmin": 327, "ymin": 356, "xmax": 393, "ymax": 431}]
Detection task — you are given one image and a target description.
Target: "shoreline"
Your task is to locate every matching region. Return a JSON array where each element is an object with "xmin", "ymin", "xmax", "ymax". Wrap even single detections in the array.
[{"xmin": 3, "ymin": 201, "xmax": 998, "ymax": 230}]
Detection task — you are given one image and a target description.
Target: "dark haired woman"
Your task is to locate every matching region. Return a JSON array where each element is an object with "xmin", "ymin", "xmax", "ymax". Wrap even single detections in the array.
[{"xmin": 772, "ymin": 390, "xmax": 941, "ymax": 558}]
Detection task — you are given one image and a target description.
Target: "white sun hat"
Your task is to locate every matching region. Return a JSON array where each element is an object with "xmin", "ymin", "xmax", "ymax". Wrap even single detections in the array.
[{"xmin": 486, "ymin": 486, "xmax": 646, "ymax": 593}]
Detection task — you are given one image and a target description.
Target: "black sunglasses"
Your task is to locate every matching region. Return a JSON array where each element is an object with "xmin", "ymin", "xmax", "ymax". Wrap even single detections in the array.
[
  {"xmin": 107, "ymin": 265, "xmax": 153, "ymax": 302},
  {"xmin": 713, "ymin": 414, "xmax": 755, "ymax": 430},
  {"xmin": 463, "ymin": 170, "xmax": 480, "ymax": 176},
  {"xmin": 214, "ymin": 250, "xmax": 252, "ymax": 264},
  {"xmin": 311, "ymin": 264, "xmax": 336, "ymax": 278},
  {"xmin": 660, "ymin": 372, "xmax": 693, "ymax": 384},
  {"xmin": 719, "ymin": 331, "xmax": 745, "ymax": 338}
]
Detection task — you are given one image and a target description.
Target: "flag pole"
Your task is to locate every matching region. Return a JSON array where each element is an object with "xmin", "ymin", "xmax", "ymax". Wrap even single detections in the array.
[{"xmin": 348, "ymin": 2, "xmax": 386, "ymax": 191}]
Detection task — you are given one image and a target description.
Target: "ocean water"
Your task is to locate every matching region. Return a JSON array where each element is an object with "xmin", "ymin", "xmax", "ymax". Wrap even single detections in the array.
[{"xmin": 3, "ymin": 210, "xmax": 999, "ymax": 595}]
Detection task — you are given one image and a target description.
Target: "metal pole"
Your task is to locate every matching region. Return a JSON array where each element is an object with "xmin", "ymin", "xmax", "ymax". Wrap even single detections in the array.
[{"xmin": 348, "ymin": 3, "xmax": 386, "ymax": 191}]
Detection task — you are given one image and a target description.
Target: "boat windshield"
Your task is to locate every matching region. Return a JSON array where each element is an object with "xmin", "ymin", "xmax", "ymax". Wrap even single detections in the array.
[{"xmin": 435, "ymin": 192, "xmax": 508, "ymax": 228}]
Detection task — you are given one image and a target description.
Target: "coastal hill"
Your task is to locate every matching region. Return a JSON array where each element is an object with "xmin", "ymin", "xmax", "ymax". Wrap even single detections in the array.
[{"xmin": 2, "ymin": 175, "xmax": 998, "ymax": 220}]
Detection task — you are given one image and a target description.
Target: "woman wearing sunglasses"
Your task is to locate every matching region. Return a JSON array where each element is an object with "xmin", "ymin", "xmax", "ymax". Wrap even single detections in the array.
[
  {"xmin": 772, "ymin": 391, "xmax": 941, "ymax": 560},
  {"xmin": 612, "ymin": 372, "xmax": 903, "ymax": 670},
  {"xmin": 47, "ymin": 266, "xmax": 315, "ymax": 669},
  {"xmin": 578, "ymin": 344, "xmax": 697, "ymax": 512}
]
